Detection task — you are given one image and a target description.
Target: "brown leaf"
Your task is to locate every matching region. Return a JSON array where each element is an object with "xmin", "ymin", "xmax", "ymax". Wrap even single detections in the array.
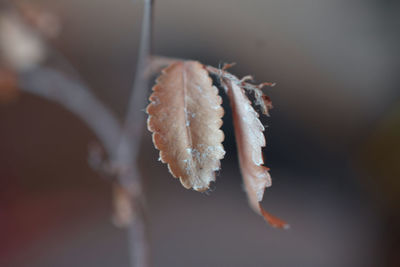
[
  {"xmin": 225, "ymin": 79, "xmax": 288, "ymax": 229},
  {"xmin": 146, "ymin": 61, "xmax": 225, "ymax": 191}
]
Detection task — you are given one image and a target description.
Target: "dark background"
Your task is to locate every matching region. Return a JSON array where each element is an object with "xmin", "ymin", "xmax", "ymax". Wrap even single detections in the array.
[{"xmin": 1, "ymin": 0, "xmax": 399, "ymax": 266}]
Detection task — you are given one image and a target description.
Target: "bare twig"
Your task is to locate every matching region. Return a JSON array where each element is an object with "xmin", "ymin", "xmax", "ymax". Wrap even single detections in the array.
[
  {"xmin": 7, "ymin": 0, "xmax": 154, "ymax": 265},
  {"xmin": 115, "ymin": 0, "xmax": 153, "ymax": 192},
  {"xmin": 113, "ymin": 1, "xmax": 154, "ymax": 267},
  {"xmin": 19, "ymin": 67, "xmax": 122, "ymax": 154},
  {"xmin": 18, "ymin": 66, "xmax": 150, "ymax": 267}
]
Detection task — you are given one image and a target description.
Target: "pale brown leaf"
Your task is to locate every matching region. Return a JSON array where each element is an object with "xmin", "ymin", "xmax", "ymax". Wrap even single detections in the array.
[
  {"xmin": 146, "ymin": 61, "xmax": 225, "ymax": 191},
  {"xmin": 225, "ymin": 78, "xmax": 288, "ymax": 229}
]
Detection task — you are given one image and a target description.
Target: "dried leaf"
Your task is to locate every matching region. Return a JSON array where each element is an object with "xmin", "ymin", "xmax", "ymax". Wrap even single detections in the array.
[
  {"xmin": 146, "ymin": 61, "xmax": 225, "ymax": 191},
  {"xmin": 224, "ymin": 78, "xmax": 288, "ymax": 229},
  {"xmin": 148, "ymin": 60, "xmax": 287, "ymax": 228}
]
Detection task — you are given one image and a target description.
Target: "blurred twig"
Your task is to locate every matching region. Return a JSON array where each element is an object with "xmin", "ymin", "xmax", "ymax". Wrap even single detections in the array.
[
  {"xmin": 19, "ymin": 67, "xmax": 122, "ymax": 154},
  {"xmin": 115, "ymin": 1, "xmax": 154, "ymax": 266},
  {"xmin": 3, "ymin": 0, "xmax": 154, "ymax": 266}
]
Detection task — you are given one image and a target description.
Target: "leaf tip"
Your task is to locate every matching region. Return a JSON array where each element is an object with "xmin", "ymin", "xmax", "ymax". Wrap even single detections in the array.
[{"xmin": 259, "ymin": 203, "xmax": 289, "ymax": 229}]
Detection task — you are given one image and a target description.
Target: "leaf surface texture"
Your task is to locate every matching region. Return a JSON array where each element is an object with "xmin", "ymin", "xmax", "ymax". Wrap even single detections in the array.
[{"xmin": 147, "ymin": 61, "xmax": 225, "ymax": 191}]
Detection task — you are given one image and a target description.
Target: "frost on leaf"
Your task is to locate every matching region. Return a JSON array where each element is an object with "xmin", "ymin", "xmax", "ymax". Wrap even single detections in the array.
[
  {"xmin": 147, "ymin": 59, "xmax": 287, "ymax": 228},
  {"xmin": 146, "ymin": 61, "xmax": 225, "ymax": 191},
  {"xmin": 206, "ymin": 64, "xmax": 288, "ymax": 228},
  {"xmin": 226, "ymin": 80, "xmax": 288, "ymax": 228}
]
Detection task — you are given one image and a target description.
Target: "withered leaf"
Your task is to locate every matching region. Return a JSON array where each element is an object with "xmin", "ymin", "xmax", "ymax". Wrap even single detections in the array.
[
  {"xmin": 225, "ymin": 79, "xmax": 288, "ymax": 229},
  {"xmin": 146, "ymin": 61, "xmax": 225, "ymax": 191}
]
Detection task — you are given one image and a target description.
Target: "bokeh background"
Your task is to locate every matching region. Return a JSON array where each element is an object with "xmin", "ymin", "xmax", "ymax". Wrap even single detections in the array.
[{"xmin": 1, "ymin": 0, "xmax": 399, "ymax": 266}]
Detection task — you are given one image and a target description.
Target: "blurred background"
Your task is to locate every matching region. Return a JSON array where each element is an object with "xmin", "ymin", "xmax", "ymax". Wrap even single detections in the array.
[{"xmin": 1, "ymin": 0, "xmax": 399, "ymax": 266}]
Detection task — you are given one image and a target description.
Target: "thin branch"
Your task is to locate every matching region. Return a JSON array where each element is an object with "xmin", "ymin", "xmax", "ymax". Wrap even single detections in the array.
[
  {"xmin": 7, "ymin": 0, "xmax": 154, "ymax": 266},
  {"xmin": 114, "ymin": 1, "xmax": 154, "ymax": 267},
  {"xmin": 116, "ymin": 0, "xmax": 153, "ymax": 170},
  {"xmin": 19, "ymin": 66, "xmax": 122, "ymax": 154}
]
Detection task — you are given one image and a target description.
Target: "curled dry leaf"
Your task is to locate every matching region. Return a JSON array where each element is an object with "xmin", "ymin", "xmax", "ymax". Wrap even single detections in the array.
[
  {"xmin": 146, "ymin": 61, "xmax": 225, "ymax": 191},
  {"xmin": 224, "ymin": 79, "xmax": 288, "ymax": 229}
]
